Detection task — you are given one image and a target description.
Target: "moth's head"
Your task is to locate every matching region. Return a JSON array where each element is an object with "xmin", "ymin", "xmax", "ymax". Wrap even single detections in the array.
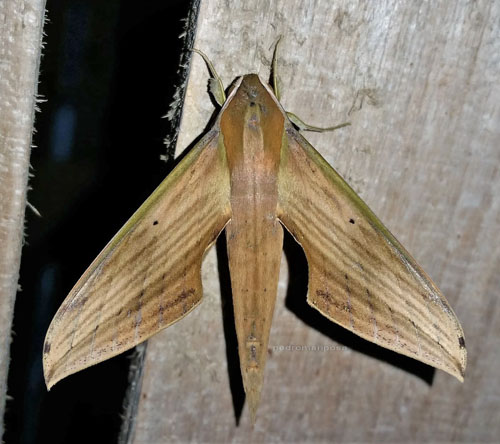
[
  {"xmin": 222, "ymin": 74, "xmax": 283, "ymax": 116},
  {"xmin": 224, "ymin": 73, "xmax": 277, "ymax": 101},
  {"xmin": 220, "ymin": 73, "xmax": 285, "ymax": 169}
]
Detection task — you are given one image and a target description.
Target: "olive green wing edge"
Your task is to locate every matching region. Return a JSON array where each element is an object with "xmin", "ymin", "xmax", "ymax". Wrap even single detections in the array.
[
  {"xmin": 277, "ymin": 127, "xmax": 466, "ymax": 381},
  {"xmin": 43, "ymin": 130, "xmax": 232, "ymax": 389}
]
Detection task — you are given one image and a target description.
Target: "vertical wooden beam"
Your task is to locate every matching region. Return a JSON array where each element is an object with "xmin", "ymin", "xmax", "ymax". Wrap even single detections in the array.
[
  {"xmin": 133, "ymin": 0, "xmax": 500, "ymax": 441},
  {"xmin": 0, "ymin": 0, "xmax": 46, "ymax": 436}
]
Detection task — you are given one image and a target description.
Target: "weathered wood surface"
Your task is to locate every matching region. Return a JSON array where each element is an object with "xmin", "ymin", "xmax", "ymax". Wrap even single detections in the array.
[
  {"xmin": 133, "ymin": 0, "xmax": 500, "ymax": 442},
  {"xmin": 0, "ymin": 0, "xmax": 45, "ymax": 436}
]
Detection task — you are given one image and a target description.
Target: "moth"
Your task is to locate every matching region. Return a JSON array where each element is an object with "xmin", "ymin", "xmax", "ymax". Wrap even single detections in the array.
[{"xmin": 44, "ymin": 42, "xmax": 466, "ymax": 422}]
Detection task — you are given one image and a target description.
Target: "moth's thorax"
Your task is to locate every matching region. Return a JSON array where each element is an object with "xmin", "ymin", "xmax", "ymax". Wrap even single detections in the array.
[{"xmin": 220, "ymin": 74, "xmax": 284, "ymax": 189}]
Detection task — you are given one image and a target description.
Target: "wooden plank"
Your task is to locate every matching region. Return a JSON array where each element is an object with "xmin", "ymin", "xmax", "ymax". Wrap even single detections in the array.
[
  {"xmin": 0, "ymin": 0, "xmax": 46, "ymax": 436},
  {"xmin": 133, "ymin": 0, "xmax": 500, "ymax": 441}
]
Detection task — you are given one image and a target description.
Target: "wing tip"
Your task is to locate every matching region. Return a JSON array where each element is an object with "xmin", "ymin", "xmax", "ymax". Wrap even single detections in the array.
[
  {"xmin": 307, "ymin": 292, "xmax": 468, "ymax": 382},
  {"xmin": 45, "ymin": 376, "xmax": 56, "ymax": 391},
  {"xmin": 454, "ymin": 340, "xmax": 467, "ymax": 383},
  {"xmin": 43, "ymin": 361, "xmax": 58, "ymax": 391},
  {"xmin": 42, "ymin": 339, "xmax": 54, "ymax": 390},
  {"xmin": 445, "ymin": 333, "xmax": 467, "ymax": 383},
  {"xmin": 444, "ymin": 344, "xmax": 466, "ymax": 382},
  {"xmin": 42, "ymin": 336, "xmax": 74, "ymax": 391},
  {"xmin": 42, "ymin": 352, "xmax": 60, "ymax": 391},
  {"xmin": 445, "ymin": 360, "xmax": 466, "ymax": 383}
]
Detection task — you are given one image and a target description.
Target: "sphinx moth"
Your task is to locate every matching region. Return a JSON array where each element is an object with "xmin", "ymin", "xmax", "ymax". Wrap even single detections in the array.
[{"xmin": 43, "ymin": 43, "xmax": 466, "ymax": 422}]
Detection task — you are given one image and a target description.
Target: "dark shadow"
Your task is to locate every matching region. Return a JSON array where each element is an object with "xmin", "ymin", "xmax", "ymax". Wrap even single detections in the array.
[
  {"xmin": 282, "ymin": 228, "xmax": 435, "ymax": 385},
  {"xmin": 216, "ymin": 235, "xmax": 246, "ymax": 424},
  {"xmin": 4, "ymin": 1, "xmax": 197, "ymax": 443},
  {"xmin": 213, "ymin": 212, "xmax": 434, "ymax": 426}
]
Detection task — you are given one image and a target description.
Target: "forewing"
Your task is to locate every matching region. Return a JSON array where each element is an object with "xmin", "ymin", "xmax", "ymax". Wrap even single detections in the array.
[
  {"xmin": 44, "ymin": 131, "xmax": 231, "ymax": 388},
  {"xmin": 277, "ymin": 128, "xmax": 466, "ymax": 380}
]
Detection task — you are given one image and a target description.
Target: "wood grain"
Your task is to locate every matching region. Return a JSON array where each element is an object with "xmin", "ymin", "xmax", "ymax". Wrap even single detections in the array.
[
  {"xmin": 132, "ymin": 0, "xmax": 500, "ymax": 442},
  {"xmin": 0, "ymin": 0, "xmax": 46, "ymax": 434}
]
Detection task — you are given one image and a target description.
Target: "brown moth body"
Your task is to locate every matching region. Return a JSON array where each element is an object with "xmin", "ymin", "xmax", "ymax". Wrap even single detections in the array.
[
  {"xmin": 43, "ymin": 53, "xmax": 466, "ymax": 423},
  {"xmin": 222, "ymin": 75, "xmax": 285, "ymax": 417}
]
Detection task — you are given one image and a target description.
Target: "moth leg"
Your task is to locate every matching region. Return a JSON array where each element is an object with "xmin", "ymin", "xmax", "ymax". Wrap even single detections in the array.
[
  {"xmin": 286, "ymin": 111, "xmax": 350, "ymax": 132},
  {"xmin": 192, "ymin": 48, "xmax": 226, "ymax": 106},
  {"xmin": 271, "ymin": 37, "xmax": 350, "ymax": 132},
  {"xmin": 271, "ymin": 35, "xmax": 283, "ymax": 100},
  {"xmin": 269, "ymin": 36, "xmax": 350, "ymax": 132}
]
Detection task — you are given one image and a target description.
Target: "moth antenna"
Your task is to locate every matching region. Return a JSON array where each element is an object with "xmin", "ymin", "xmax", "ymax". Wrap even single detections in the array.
[{"xmin": 192, "ymin": 48, "xmax": 226, "ymax": 106}]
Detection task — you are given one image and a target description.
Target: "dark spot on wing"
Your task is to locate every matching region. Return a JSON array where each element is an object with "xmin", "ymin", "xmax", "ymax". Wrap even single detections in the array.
[
  {"xmin": 164, "ymin": 288, "xmax": 196, "ymax": 311},
  {"xmin": 458, "ymin": 336, "xmax": 465, "ymax": 348},
  {"xmin": 153, "ymin": 220, "xmax": 158, "ymax": 226},
  {"xmin": 316, "ymin": 289, "xmax": 332, "ymax": 301},
  {"xmin": 180, "ymin": 288, "xmax": 195, "ymax": 299},
  {"xmin": 44, "ymin": 342, "xmax": 51, "ymax": 354},
  {"xmin": 316, "ymin": 289, "xmax": 350, "ymax": 312},
  {"xmin": 349, "ymin": 218, "xmax": 355, "ymax": 224}
]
